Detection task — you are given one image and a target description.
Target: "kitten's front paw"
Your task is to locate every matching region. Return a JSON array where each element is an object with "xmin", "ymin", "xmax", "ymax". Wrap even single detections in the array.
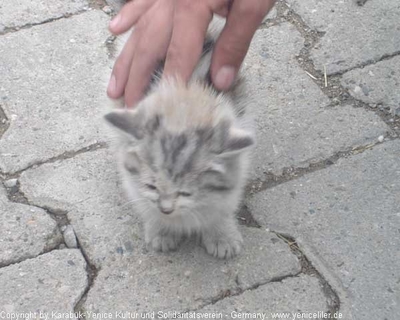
[
  {"xmin": 149, "ymin": 234, "xmax": 180, "ymax": 253},
  {"xmin": 203, "ymin": 236, "xmax": 243, "ymax": 259}
]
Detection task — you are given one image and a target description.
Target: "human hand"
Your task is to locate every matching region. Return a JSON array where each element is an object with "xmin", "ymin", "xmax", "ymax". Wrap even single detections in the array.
[{"xmin": 107, "ymin": 0, "xmax": 276, "ymax": 107}]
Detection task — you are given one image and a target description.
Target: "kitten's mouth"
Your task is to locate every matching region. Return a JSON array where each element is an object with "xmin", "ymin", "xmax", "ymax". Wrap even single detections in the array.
[
  {"xmin": 158, "ymin": 208, "xmax": 181, "ymax": 217},
  {"xmin": 160, "ymin": 209, "xmax": 173, "ymax": 215}
]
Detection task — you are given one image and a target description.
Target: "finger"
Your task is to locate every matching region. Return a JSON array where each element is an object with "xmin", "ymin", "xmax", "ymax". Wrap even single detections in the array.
[
  {"xmin": 107, "ymin": 29, "xmax": 138, "ymax": 99},
  {"xmin": 109, "ymin": 0, "xmax": 157, "ymax": 35},
  {"xmin": 124, "ymin": 1, "xmax": 174, "ymax": 107},
  {"xmin": 211, "ymin": 0, "xmax": 276, "ymax": 90},
  {"xmin": 208, "ymin": 0, "xmax": 231, "ymax": 17},
  {"xmin": 163, "ymin": 0, "xmax": 213, "ymax": 82}
]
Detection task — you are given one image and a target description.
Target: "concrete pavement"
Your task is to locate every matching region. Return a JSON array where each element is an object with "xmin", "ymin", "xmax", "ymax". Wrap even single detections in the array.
[{"xmin": 0, "ymin": 0, "xmax": 399, "ymax": 318}]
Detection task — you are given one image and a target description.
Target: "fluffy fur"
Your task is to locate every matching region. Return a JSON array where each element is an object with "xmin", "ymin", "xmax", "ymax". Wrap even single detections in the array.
[{"xmin": 105, "ymin": 18, "xmax": 254, "ymax": 259}]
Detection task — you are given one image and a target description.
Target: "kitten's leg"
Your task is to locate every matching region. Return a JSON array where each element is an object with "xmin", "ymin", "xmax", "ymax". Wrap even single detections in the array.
[
  {"xmin": 150, "ymin": 233, "xmax": 182, "ymax": 253},
  {"xmin": 201, "ymin": 217, "xmax": 243, "ymax": 259},
  {"xmin": 144, "ymin": 221, "xmax": 181, "ymax": 252}
]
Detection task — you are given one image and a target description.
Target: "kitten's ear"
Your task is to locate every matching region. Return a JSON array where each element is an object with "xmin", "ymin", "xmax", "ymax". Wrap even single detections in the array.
[
  {"xmin": 223, "ymin": 127, "xmax": 254, "ymax": 154},
  {"xmin": 201, "ymin": 161, "xmax": 232, "ymax": 191},
  {"xmin": 212, "ymin": 121, "xmax": 254, "ymax": 154},
  {"xmin": 104, "ymin": 109, "xmax": 145, "ymax": 140}
]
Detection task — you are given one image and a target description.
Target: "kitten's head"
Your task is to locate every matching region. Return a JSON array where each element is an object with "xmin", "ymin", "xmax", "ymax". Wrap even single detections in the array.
[{"xmin": 105, "ymin": 86, "xmax": 253, "ymax": 218}]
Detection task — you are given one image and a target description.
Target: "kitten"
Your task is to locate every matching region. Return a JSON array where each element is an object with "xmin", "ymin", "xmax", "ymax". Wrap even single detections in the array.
[{"xmin": 105, "ymin": 18, "xmax": 254, "ymax": 259}]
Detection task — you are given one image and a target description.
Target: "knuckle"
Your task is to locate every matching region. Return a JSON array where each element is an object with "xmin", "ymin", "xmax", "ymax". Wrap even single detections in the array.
[
  {"xmin": 114, "ymin": 56, "xmax": 128, "ymax": 73},
  {"xmin": 166, "ymin": 42, "xmax": 182, "ymax": 65},
  {"xmin": 135, "ymin": 42, "xmax": 148, "ymax": 57},
  {"xmin": 135, "ymin": 19, "xmax": 147, "ymax": 34},
  {"xmin": 236, "ymin": 1, "xmax": 265, "ymax": 20},
  {"xmin": 217, "ymin": 40, "xmax": 248, "ymax": 65}
]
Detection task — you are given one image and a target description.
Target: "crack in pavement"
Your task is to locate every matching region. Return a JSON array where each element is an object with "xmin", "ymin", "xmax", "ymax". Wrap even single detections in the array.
[
  {"xmin": 0, "ymin": 0, "xmax": 113, "ymax": 36},
  {"xmin": 188, "ymin": 273, "xmax": 303, "ymax": 313},
  {"xmin": 181, "ymin": 229, "xmax": 339, "ymax": 317},
  {"xmin": 0, "ymin": 10, "xmax": 91, "ymax": 36},
  {"xmin": 88, "ymin": 0, "xmax": 110, "ymax": 10},
  {"xmin": 280, "ymin": 1, "xmax": 400, "ymax": 135},
  {"xmin": 0, "ymin": 245, "xmax": 64, "ymax": 270},
  {"xmin": 245, "ymin": 139, "xmax": 394, "ymax": 197},
  {"xmin": 1, "ymin": 180, "xmax": 65, "ymax": 268},
  {"xmin": 0, "ymin": 106, "xmax": 9, "ymax": 139},
  {"xmin": 1, "ymin": 141, "xmax": 108, "ymax": 178},
  {"xmin": 105, "ymin": 35, "xmax": 118, "ymax": 59},
  {"xmin": 356, "ymin": 0, "xmax": 369, "ymax": 7},
  {"xmin": 326, "ymin": 75, "xmax": 400, "ymax": 135},
  {"xmin": 2, "ymin": 177, "xmax": 98, "ymax": 312},
  {"xmin": 327, "ymin": 50, "xmax": 400, "ymax": 77},
  {"xmin": 272, "ymin": 232, "xmax": 341, "ymax": 317},
  {"xmin": 73, "ymin": 236, "xmax": 99, "ymax": 314}
]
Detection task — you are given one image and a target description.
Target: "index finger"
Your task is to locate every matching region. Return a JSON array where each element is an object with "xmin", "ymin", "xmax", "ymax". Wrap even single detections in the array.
[
  {"xmin": 163, "ymin": 0, "xmax": 213, "ymax": 82},
  {"xmin": 211, "ymin": 0, "xmax": 276, "ymax": 90}
]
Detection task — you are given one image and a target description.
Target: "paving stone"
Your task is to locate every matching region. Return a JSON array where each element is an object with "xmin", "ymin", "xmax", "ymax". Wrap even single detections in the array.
[
  {"xmin": 199, "ymin": 275, "xmax": 328, "ymax": 318},
  {"xmin": 0, "ymin": 10, "xmax": 111, "ymax": 174},
  {"xmin": 0, "ymin": 0, "xmax": 88, "ymax": 32},
  {"xmin": 105, "ymin": 0, "xmax": 125, "ymax": 12},
  {"xmin": 20, "ymin": 148, "xmax": 142, "ymax": 268},
  {"xmin": 19, "ymin": 148, "xmax": 301, "ymax": 311},
  {"xmin": 0, "ymin": 249, "xmax": 87, "ymax": 312},
  {"xmin": 0, "ymin": 184, "xmax": 62, "ymax": 267},
  {"xmin": 263, "ymin": 6, "xmax": 277, "ymax": 22},
  {"xmin": 83, "ymin": 227, "xmax": 300, "ymax": 313},
  {"xmin": 243, "ymin": 23, "xmax": 389, "ymax": 177},
  {"xmin": 341, "ymin": 56, "xmax": 400, "ymax": 116},
  {"xmin": 20, "ymin": 148, "xmax": 300, "ymax": 277},
  {"xmin": 286, "ymin": 0, "xmax": 400, "ymax": 74},
  {"xmin": 247, "ymin": 140, "xmax": 400, "ymax": 320}
]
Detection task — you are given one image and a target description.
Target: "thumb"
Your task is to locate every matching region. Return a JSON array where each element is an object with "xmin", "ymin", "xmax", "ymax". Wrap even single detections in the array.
[{"xmin": 211, "ymin": 0, "xmax": 276, "ymax": 91}]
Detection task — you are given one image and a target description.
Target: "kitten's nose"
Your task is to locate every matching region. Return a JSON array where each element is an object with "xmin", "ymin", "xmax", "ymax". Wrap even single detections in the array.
[
  {"xmin": 160, "ymin": 207, "xmax": 174, "ymax": 214},
  {"xmin": 159, "ymin": 198, "xmax": 174, "ymax": 215}
]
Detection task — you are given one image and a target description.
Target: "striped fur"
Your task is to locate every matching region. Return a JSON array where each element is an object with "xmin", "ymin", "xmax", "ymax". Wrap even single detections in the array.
[{"xmin": 105, "ymin": 17, "xmax": 254, "ymax": 259}]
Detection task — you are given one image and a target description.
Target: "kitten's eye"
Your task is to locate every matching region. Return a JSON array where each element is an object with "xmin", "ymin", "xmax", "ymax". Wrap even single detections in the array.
[
  {"xmin": 145, "ymin": 184, "xmax": 157, "ymax": 191},
  {"xmin": 178, "ymin": 191, "xmax": 192, "ymax": 197}
]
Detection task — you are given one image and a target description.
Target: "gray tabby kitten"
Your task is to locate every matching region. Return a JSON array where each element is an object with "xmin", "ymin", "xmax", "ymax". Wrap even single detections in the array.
[{"xmin": 105, "ymin": 18, "xmax": 254, "ymax": 259}]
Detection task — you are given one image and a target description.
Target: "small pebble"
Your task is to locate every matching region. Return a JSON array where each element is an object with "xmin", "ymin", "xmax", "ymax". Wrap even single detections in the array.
[
  {"xmin": 63, "ymin": 225, "xmax": 78, "ymax": 248},
  {"xmin": 102, "ymin": 6, "xmax": 113, "ymax": 14},
  {"xmin": 378, "ymin": 135, "xmax": 384, "ymax": 143},
  {"xmin": 354, "ymin": 86, "xmax": 362, "ymax": 95},
  {"xmin": 4, "ymin": 178, "xmax": 18, "ymax": 188}
]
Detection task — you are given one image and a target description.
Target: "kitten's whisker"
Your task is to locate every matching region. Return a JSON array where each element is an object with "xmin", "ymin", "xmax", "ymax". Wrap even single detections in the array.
[
  {"xmin": 120, "ymin": 198, "xmax": 148, "ymax": 208},
  {"xmin": 135, "ymin": 206, "xmax": 154, "ymax": 217}
]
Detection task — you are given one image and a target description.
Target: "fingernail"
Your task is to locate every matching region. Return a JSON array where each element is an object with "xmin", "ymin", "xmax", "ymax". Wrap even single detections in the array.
[
  {"xmin": 214, "ymin": 66, "xmax": 236, "ymax": 90},
  {"xmin": 107, "ymin": 75, "xmax": 117, "ymax": 96},
  {"xmin": 109, "ymin": 15, "xmax": 121, "ymax": 30}
]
